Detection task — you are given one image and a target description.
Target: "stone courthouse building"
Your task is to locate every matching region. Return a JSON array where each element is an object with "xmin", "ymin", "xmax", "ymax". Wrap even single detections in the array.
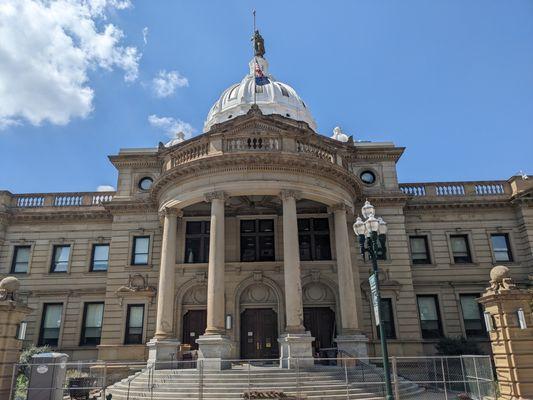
[{"xmin": 0, "ymin": 37, "xmax": 532, "ymax": 366}]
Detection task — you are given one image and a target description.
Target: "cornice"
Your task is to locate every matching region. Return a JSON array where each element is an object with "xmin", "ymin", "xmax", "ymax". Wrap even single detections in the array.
[
  {"xmin": 6, "ymin": 208, "xmax": 112, "ymax": 223},
  {"xmin": 345, "ymin": 147, "xmax": 405, "ymax": 163},
  {"xmin": 404, "ymin": 198, "xmax": 512, "ymax": 211},
  {"xmin": 108, "ymin": 154, "xmax": 162, "ymax": 169},
  {"xmin": 150, "ymin": 152, "xmax": 363, "ymax": 204},
  {"xmin": 104, "ymin": 199, "xmax": 157, "ymax": 214}
]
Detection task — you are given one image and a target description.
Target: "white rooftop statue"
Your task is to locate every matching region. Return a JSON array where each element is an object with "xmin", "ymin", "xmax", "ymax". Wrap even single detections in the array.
[
  {"xmin": 165, "ymin": 132, "xmax": 185, "ymax": 147},
  {"xmin": 331, "ymin": 126, "xmax": 349, "ymax": 142},
  {"xmin": 204, "ymin": 54, "xmax": 317, "ymax": 133}
]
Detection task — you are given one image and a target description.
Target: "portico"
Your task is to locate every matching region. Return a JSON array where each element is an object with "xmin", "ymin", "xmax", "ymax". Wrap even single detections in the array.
[{"xmin": 150, "ymin": 175, "xmax": 366, "ymax": 367}]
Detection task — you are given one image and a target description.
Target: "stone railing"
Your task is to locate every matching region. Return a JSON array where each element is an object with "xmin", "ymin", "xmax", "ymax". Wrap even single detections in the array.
[
  {"xmin": 12, "ymin": 192, "xmax": 114, "ymax": 208},
  {"xmin": 224, "ymin": 136, "xmax": 281, "ymax": 152},
  {"xmin": 170, "ymin": 140, "xmax": 210, "ymax": 167},
  {"xmin": 295, "ymin": 140, "xmax": 335, "ymax": 163},
  {"xmin": 400, "ymin": 181, "xmax": 510, "ymax": 199}
]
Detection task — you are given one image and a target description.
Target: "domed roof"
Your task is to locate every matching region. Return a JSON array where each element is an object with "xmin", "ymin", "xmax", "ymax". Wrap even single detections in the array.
[{"xmin": 204, "ymin": 56, "xmax": 317, "ymax": 132}]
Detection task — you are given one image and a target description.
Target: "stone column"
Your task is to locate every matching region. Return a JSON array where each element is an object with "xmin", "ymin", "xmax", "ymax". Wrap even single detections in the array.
[
  {"xmin": 147, "ymin": 207, "xmax": 181, "ymax": 368},
  {"xmin": 278, "ymin": 189, "xmax": 314, "ymax": 368},
  {"xmin": 197, "ymin": 191, "xmax": 232, "ymax": 370},
  {"xmin": 0, "ymin": 277, "xmax": 32, "ymax": 399},
  {"xmin": 478, "ymin": 265, "xmax": 533, "ymax": 399},
  {"xmin": 331, "ymin": 203, "xmax": 368, "ymax": 357}
]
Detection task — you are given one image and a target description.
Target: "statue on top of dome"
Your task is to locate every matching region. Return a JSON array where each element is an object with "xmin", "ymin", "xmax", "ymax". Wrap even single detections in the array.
[{"xmin": 252, "ymin": 30, "xmax": 265, "ymax": 58}]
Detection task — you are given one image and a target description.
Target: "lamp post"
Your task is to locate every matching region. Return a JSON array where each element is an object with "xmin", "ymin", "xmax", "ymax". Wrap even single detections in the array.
[{"xmin": 353, "ymin": 200, "xmax": 394, "ymax": 400}]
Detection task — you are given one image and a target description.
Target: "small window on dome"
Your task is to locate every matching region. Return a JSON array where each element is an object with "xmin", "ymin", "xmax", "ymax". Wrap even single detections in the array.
[
  {"xmin": 302, "ymin": 101, "xmax": 306, "ymax": 108},
  {"xmin": 279, "ymin": 84, "xmax": 289, "ymax": 97},
  {"xmin": 255, "ymin": 85, "xmax": 263, "ymax": 94},
  {"xmin": 286, "ymin": 113, "xmax": 291, "ymax": 117}
]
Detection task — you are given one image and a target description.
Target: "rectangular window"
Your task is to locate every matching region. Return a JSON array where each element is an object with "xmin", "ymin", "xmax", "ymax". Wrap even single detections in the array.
[
  {"xmin": 417, "ymin": 295, "xmax": 443, "ymax": 339},
  {"xmin": 240, "ymin": 219, "xmax": 275, "ymax": 262},
  {"xmin": 90, "ymin": 244, "xmax": 109, "ymax": 271},
  {"xmin": 80, "ymin": 302, "xmax": 104, "ymax": 346},
  {"xmin": 298, "ymin": 218, "xmax": 332, "ymax": 261},
  {"xmin": 450, "ymin": 235, "xmax": 472, "ymax": 264},
  {"xmin": 378, "ymin": 298, "xmax": 396, "ymax": 339},
  {"xmin": 409, "ymin": 236, "xmax": 431, "ymax": 265},
  {"xmin": 11, "ymin": 245, "xmax": 31, "ymax": 273},
  {"xmin": 132, "ymin": 236, "xmax": 150, "ymax": 265},
  {"xmin": 184, "ymin": 221, "xmax": 210, "ymax": 263},
  {"xmin": 460, "ymin": 294, "xmax": 486, "ymax": 338},
  {"xmin": 50, "ymin": 245, "xmax": 70, "ymax": 273},
  {"xmin": 125, "ymin": 304, "xmax": 144, "ymax": 344},
  {"xmin": 39, "ymin": 303, "xmax": 63, "ymax": 346},
  {"xmin": 491, "ymin": 234, "xmax": 513, "ymax": 262}
]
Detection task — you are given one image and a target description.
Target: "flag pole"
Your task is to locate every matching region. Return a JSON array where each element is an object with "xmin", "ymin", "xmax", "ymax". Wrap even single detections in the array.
[{"xmin": 253, "ymin": 9, "xmax": 257, "ymax": 105}]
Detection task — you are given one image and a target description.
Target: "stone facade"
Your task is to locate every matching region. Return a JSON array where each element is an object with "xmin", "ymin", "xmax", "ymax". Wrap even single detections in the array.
[{"xmin": 0, "ymin": 108, "xmax": 532, "ymax": 364}]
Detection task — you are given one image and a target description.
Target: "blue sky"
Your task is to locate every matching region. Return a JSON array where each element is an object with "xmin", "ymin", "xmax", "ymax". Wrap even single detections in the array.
[{"xmin": 1, "ymin": 0, "xmax": 532, "ymax": 194}]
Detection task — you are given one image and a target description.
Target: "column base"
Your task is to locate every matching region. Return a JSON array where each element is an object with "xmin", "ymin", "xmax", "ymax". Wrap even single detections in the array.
[
  {"xmin": 334, "ymin": 334, "xmax": 369, "ymax": 358},
  {"xmin": 147, "ymin": 338, "xmax": 181, "ymax": 369},
  {"xmin": 196, "ymin": 334, "xmax": 233, "ymax": 370},
  {"xmin": 278, "ymin": 332, "xmax": 314, "ymax": 369}
]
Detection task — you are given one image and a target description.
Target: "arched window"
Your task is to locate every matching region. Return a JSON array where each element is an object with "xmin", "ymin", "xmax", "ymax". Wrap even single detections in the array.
[{"xmin": 278, "ymin": 84, "xmax": 289, "ymax": 97}]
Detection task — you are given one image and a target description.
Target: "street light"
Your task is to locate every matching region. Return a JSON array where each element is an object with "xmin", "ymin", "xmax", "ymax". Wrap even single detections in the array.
[{"xmin": 354, "ymin": 200, "xmax": 394, "ymax": 400}]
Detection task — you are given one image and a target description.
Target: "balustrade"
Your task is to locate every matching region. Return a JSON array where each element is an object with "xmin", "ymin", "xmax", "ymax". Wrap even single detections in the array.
[
  {"xmin": 225, "ymin": 136, "xmax": 280, "ymax": 152},
  {"xmin": 400, "ymin": 181, "xmax": 509, "ymax": 199},
  {"xmin": 13, "ymin": 192, "xmax": 114, "ymax": 208},
  {"xmin": 171, "ymin": 142, "xmax": 209, "ymax": 167},
  {"xmin": 295, "ymin": 140, "xmax": 334, "ymax": 163}
]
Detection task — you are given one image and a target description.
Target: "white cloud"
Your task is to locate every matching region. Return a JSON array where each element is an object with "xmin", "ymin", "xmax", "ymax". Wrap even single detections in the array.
[
  {"xmin": 148, "ymin": 114, "xmax": 194, "ymax": 144},
  {"xmin": 96, "ymin": 185, "xmax": 115, "ymax": 191},
  {"xmin": 151, "ymin": 70, "xmax": 188, "ymax": 98},
  {"xmin": 0, "ymin": 0, "xmax": 140, "ymax": 129},
  {"xmin": 142, "ymin": 26, "xmax": 148, "ymax": 45}
]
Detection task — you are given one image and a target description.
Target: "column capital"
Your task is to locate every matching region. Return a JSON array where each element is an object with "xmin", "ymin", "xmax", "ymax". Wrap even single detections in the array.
[
  {"xmin": 158, "ymin": 207, "xmax": 183, "ymax": 221},
  {"xmin": 328, "ymin": 202, "xmax": 351, "ymax": 214},
  {"xmin": 204, "ymin": 190, "xmax": 228, "ymax": 203},
  {"xmin": 279, "ymin": 189, "xmax": 302, "ymax": 201}
]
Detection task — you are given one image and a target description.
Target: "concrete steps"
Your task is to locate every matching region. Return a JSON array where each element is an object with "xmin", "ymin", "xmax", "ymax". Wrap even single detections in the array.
[{"xmin": 107, "ymin": 364, "xmax": 425, "ymax": 400}]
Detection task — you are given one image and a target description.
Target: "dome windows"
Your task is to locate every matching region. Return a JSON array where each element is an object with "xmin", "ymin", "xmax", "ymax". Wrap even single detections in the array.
[
  {"xmin": 138, "ymin": 177, "xmax": 154, "ymax": 191},
  {"xmin": 228, "ymin": 84, "xmax": 239, "ymax": 100}
]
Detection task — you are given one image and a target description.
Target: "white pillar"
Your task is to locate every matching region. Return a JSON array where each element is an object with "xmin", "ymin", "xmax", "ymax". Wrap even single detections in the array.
[
  {"xmin": 204, "ymin": 191, "xmax": 227, "ymax": 335},
  {"xmin": 280, "ymin": 189, "xmax": 305, "ymax": 333},
  {"xmin": 331, "ymin": 203, "xmax": 368, "ymax": 358},
  {"xmin": 197, "ymin": 191, "xmax": 231, "ymax": 370},
  {"xmin": 278, "ymin": 189, "xmax": 313, "ymax": 368},
  {"xmin": 332, "ymin": 203, "xmax": 359, "ymax": 334},
  {"xmin": 148, "ymin": 207, "xmax": 180, "ymax": 368}
]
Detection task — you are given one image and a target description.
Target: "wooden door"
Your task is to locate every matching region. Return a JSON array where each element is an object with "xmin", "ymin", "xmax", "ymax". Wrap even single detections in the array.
[
  {"xmin": 182, "ymin": 310, "xmax": 206, "ymax": 350},
  {"xmin": 304, "ymin": 307, "xmax": 336, "ymax": 355},
  {"xmin": 240, "ymin": 308, "xmax": 279, "ymax": 359}
]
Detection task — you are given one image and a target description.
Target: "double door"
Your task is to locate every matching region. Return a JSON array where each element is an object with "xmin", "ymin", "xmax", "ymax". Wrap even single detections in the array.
[
  {"xmin": 303, "ymin": 307, "xmax": 336, "ymax": 355},
  {"xmin": 182, "ymin": 310, "xmax": 207, "ymax": 350},
  {"xmin": 240, "ymin": 308, "xmax": 279, "ymax": 359}
]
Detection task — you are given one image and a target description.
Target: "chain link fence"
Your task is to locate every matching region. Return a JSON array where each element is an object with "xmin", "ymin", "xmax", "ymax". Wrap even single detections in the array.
[{"xmin": 10, "ymin": 355, "xmax": 495, "ymax": 400}]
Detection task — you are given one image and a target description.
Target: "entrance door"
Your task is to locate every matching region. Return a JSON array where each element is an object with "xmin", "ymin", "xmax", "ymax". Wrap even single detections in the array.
[
  {"xmin": 304, "ymin": 307, "xmax": 336, "ymax": 355},
  {"xmin": 240, "ymin": 308, "xmax": 279, "ymax": 359},
  {"xmin": 182, "ymin": 310, "xmax": 206, "ymax": 350}
]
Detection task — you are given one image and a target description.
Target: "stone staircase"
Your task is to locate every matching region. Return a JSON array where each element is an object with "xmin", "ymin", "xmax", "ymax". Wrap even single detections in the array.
[{"xmin": 106, "ymin": 362, "xmax": 424, "ymax": 399}]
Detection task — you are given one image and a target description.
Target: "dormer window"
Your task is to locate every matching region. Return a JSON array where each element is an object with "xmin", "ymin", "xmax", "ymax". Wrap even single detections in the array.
[{"xmin": 228, "ymin": 84, "xmax": 239, "ymax": 100}]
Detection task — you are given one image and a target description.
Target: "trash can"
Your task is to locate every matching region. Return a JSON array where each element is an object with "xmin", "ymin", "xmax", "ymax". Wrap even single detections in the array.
[{"xmin": 27, "ymin": 352, "xmax": 69, "ymax": 400}]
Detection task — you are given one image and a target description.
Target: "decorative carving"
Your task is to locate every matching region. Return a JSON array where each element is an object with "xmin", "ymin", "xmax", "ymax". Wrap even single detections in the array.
[
  {"xmin": 279, "ymin": 189, "xmax": 301, "ymax": 201},
  {"xmin": 195, "ymin": 272, "xmax": 206, "ymax": 283},
  {"xmin": 0, "ymin": 276, "xmax": 20, "ymax": 301},
  {"xmin": 115, "ymin": 274, "xmax": 156, "ymax": 305},
  {"xmin": 302, "ymin": 282, "xmax": 335, "ymax": 305},
  {"xmin": 253, "ymin": 271, "xmax": 263, "ymax": 282},
  {"xmin": 240, "ymin": 283, "xmax": 276, "ymax": 305},
  {"xmin": 158, "ymin": 207, "xmax": 182, "ymax": 220},
  {"xmin": 182, "ymin": 285, "xmax": 208, "ymax": 305},
  {"xmin": 328, "ymin": 203, "xmax": 349, "ymax": 214},
  {"xmin": 488, "ymin": 265, "xmax": 517, "ymax": 293},
  {"xmin": 204, "ymin": 191, "xmax": 228, "ymax": 203}
]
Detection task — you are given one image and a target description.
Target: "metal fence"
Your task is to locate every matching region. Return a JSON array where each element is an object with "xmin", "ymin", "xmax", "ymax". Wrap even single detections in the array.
[{"xmin": 10, "ymin": 355, "xmax": 495, "ymax": 400}]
